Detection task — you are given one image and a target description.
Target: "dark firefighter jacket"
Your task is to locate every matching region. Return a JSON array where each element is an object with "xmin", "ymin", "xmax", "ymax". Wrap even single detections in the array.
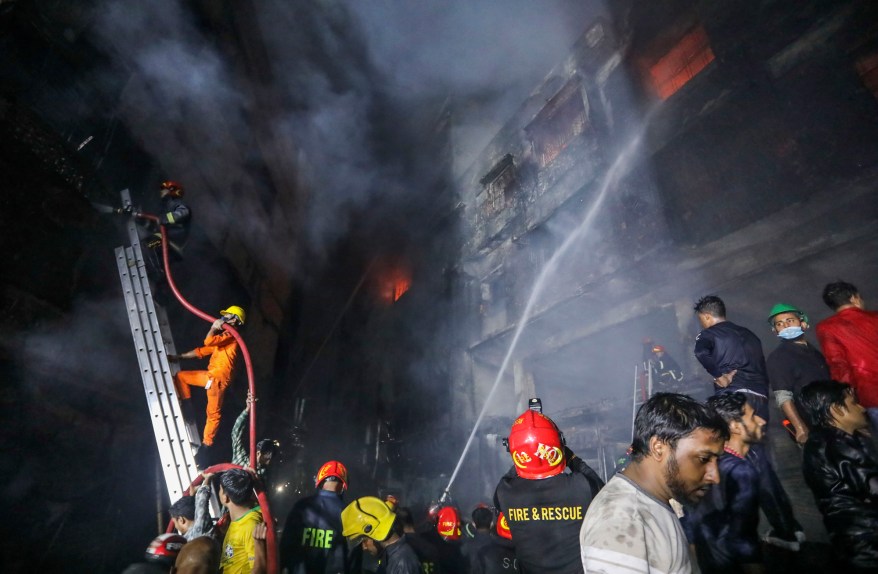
[
  {"xmin": 378, "ymin": 535, "xmax": 423, "ymax": 574},
  {"xmin": 493, "ymin": 456, "xmax": 604, "ymax": 574},
  {"xmin": 802, "ymin": 426, "xmax": 878, "ymax": 569},
  {"xmin": 279, "ymin": 490, "xmax": 349, "ymax": 574},
  {"xmin": 683, "ymin": 452, "xmax": 762, "ymax": 572},
  {"xmin": 694, "ymin": 321, "xmax": 770, "ymax": 400},
  {"xmin": 475, "ymin": 534, "xmax": 519, "ymax": 574},
  {"xmin": 461, "ymin": 530, "xmax": 492, "ymax": 574},
  {"xmin": 650, "ymin": 354, "xmax": 684, "ymax": 388},
  {"xmin": 407, "ymin": 528, "xmax": 464, "ymax": 574},
  {"xmin": 159, "ymin": 195, "xmax": 191, "ymax": 247}
]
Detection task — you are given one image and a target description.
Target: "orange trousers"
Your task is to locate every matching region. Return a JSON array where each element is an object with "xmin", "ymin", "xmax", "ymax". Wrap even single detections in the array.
[{"xmin": 174, "ymin": 370, "xmax": 230, "ymax": 446}]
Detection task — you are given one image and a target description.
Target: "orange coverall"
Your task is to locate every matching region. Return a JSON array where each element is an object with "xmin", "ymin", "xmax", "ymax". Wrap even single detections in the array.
[{"xmin": 174, "ymin": 330, "xmax": 239, "ymax": 445}]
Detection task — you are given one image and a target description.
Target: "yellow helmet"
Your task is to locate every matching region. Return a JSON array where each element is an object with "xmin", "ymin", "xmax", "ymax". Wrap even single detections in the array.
[
  {"xmin": 341, "ymin": 496, "xmax": 396, "ymax": 542},
  {"xmin": 219, "ymin": 305, "xmax": 246, "ymax": 325}
]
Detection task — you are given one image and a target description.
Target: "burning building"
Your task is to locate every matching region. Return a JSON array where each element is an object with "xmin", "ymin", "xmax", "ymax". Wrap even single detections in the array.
[
  {"xmin": 3, "ymin": 0, "xmax": 878, "ymax": 570},
  {"xmin": 451, "ymin": 0, "xmax": 878, "ymax": 533}
]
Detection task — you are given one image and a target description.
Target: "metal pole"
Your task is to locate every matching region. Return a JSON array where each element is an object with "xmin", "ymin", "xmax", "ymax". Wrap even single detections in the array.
[
  {"xmin": 631, "ymin": 365, "xmax": 639, "ymax": 441},
  {"xmin": 155, "ymin": 454, "xmax": 163, "ymax": 535}
]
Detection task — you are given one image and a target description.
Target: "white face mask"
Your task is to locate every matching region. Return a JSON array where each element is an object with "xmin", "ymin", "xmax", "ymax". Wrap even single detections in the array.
[{"xmin": 777, "ymin": 326, "xmax": 804, "ymax": 340}]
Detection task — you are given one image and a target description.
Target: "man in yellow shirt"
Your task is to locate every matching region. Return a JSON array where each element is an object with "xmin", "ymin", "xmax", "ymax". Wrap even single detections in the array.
[{"xmin": 219, "ymin": 469, "xmax": 266, "ymax": 573}]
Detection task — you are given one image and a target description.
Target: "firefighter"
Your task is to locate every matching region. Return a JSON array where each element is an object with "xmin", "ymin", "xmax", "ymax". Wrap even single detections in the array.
[
  {"xmin": 280, "ymin": 460, "xmax": 350, "ymax": 574},
  {"xmin": 461, "ymin": 505, "xmax": 493, "ymax": 573},
  {"xmin": 474, "ymin": 512, "xmax": 519, "ymax": 574},
  {"xmin": 493, "ymin": 405, "xmax": 603, "ymax": 574},
  {"xmin": 145, "ymin": 180, "xmax": 191, "ymax": 255},
  {"xmin": 649, "ymin": 344, "xmax": 684, "ymax": 390},
  {"xmin": 429, "ymin": 506, "xmax": 465, "ymax": 573},
  {"xmin": 136, "ymin": 180, "xmax": 191, "ymax": 287},
  {"xmin": 169, "ymin": 305, "xmax": 245, "ymax": 460},
  {"xmin": 341, "ymin": 496, "xmax": 422, "ymax": 574}
]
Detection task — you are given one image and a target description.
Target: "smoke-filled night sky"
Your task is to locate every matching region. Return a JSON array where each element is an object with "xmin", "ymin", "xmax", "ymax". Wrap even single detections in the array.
[{"xmin": 3, "ymin": 1, "xmax": 878, "ymax": 572}]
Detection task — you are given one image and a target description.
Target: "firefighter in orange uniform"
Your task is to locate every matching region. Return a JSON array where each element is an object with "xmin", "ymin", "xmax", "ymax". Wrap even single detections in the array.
[{"xmin": 169, "ymin": 305, "xmax": 245, "ymax": 449}]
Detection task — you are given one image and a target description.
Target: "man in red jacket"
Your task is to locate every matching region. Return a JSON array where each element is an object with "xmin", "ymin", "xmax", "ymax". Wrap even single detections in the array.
[{"xmin": 815, "ymin": 281, "xmax": 878, "ymax": 428}]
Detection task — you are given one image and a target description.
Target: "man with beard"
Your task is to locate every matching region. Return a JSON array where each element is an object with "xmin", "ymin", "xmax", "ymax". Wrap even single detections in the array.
[
  {"xmin": 693, "ymin": 295, "xmax": 803, "ymax": 550},
  {"xmin": 580, "ymin": 393, "xmax": 728, "ymax": 573},
  {"xmin": 685, "ymin": 393, "xmax": 767, "ymax": 573}
]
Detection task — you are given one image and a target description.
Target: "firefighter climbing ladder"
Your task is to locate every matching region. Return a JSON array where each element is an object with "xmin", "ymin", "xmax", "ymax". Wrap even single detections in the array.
[
  {"xmin": 115, "ymin": 189, "xmax": 279, "ymax": 573},
  {"xmin": 115, "ymin": 189, "xmax": 200, "ymax": 503}
]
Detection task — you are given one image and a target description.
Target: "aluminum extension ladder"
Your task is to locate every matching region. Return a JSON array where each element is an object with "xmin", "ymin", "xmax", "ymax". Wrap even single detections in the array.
[
  {"xmin": 630, "ymin": 360, "xmax": 654, "ymax": 440},
  {"xmin": 115, "ymin": 189, "xmax": 200, "ymax": 502}
]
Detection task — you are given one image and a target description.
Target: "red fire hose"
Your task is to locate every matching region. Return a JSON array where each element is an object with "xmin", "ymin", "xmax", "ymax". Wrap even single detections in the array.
[
  {"xmin": 164, "ymin": 464, "xmax": 275, "ymax": 567},
  {"xmin": 138, "ymin": 214, "xmax": 277, "ymax": 573}
]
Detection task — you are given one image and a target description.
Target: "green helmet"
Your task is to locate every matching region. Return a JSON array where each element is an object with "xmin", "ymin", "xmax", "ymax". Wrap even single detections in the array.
[{"xmin": 767, "ymin": 303, "xmax": 808, "ymax": 324}]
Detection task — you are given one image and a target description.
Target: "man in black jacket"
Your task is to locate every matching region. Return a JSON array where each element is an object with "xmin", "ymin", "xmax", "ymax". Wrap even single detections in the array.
[
  {"xmin": 280, "ymin": 460, "xmax": 350, "ymax": 574},
  {"xmin": 151, "ymin": 180, "xmax": 191, "ymax": 254},
  {"xmin": 693, "ymin": 295, "xmax": 802, "ymax": 550},
  {"xmin": 475, "ymin": 512, "xmax": 519, "ymax": 574},
  {"xmin": 797, "ymin": 380, "xmax": 878, "ymax": 572},
  {"xmin": 341, "ymin": 497, "xmax": 422, "ymax": 574},
  {"xmin": 461, "ymin": 505, "xmax": 494, "ymax": 574},
  {"xmin": 694, "ymin": 296, "xmax": 770, "ymax": 418},
  {"xmin": 684, "ymin": 393, "xmax": 767, "ymax": 573},
  {"xmin": 493, "ymin": 405, "xmax": 603, "ymax": 574}
]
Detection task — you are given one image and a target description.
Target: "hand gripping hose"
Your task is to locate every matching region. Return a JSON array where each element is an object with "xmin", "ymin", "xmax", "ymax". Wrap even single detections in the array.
[{"xmin": 165, "ymin": 464, "xmax": 274, "ymax": 569}]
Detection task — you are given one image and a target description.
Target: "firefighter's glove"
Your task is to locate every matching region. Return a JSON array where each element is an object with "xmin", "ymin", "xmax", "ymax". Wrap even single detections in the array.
[{"xmin": 564, "ymin": 445, "xmax": 577, "ymax": 463}]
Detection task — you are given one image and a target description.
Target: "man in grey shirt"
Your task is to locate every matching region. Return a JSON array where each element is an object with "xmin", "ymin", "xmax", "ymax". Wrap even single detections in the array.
[{"xmin": 580, "ymin": 393, "xmax": 728, "ymax": 573}]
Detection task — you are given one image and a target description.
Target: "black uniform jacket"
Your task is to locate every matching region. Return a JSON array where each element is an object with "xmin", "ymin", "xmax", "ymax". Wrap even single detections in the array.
[
  {"xmin": 493, "ymin": 457, "xmax": 604, "ymax": 574},
  {"xmin": 379, "ymin": 536, "xmax": 423, "ymax": 574},
  {"xmin": 476, "ymin": 534, "xmax": 519, "ymax": 574},
  {"xmin": 280, "ymin": 490, "xmax": 349, "ymax": 574},
  {"xmin": 802, "ymin": 426, "xmax": 878, "ymax": 569},
  {"xmin": 159, "ymin": 195, "xmax": 191, "ymax": 246},
  {"xmin": 694, "ymin": 321, "xmax": 769, "ymax": 397}
]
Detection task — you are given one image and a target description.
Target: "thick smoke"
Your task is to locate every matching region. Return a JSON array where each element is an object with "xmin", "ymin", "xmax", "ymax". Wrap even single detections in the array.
[
  {"xmin": 84, "ymin": 0, "xmax": 598, "ymax": 263},
  {"xmin": 85, "ymin": 0, "xmax": 612, "ymax": 505}
]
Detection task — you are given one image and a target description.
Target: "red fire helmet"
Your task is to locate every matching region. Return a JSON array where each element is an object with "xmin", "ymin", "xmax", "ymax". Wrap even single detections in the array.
[
  {"xmin": 436, "ymin": 506, "xmax": 462, "ymax": 541},
  {"xmin": 507, "ymin": 409, "xmax": 566, "ymax": 479},
  {"xmin": 145, "ymin": 533, "xmax": 186, "ymax": 566},
  {"xmin": 496, "ymin": 512, "xmax": 512, "ymax": 540},
  {"xmin": 161, "ymin": 180, "xmax": 184, "ymax": 198},
  {"xmin": 652, "ymin": 345, "xmax": 665, "ymax": 353},
  {"xmin": 315, "ymin": 460, "xmax": 348, "ymax": 490}
]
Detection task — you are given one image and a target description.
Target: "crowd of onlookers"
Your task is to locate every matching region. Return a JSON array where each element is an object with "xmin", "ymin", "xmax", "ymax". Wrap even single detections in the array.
[{"xmin": 123, "ymin": 280, "xmax": 878, "ymax": 573}]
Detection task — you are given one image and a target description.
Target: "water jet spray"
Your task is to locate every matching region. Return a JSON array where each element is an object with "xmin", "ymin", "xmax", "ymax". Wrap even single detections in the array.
[{"xmin": 441, "ymin": 115, "xmax": 657, "ymax": 500}]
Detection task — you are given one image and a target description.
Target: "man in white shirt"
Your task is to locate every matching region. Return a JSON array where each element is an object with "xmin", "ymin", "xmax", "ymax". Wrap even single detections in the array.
[{"xmin": 580, "ymin": 393, "xmax": 728, "ymax": 573}]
